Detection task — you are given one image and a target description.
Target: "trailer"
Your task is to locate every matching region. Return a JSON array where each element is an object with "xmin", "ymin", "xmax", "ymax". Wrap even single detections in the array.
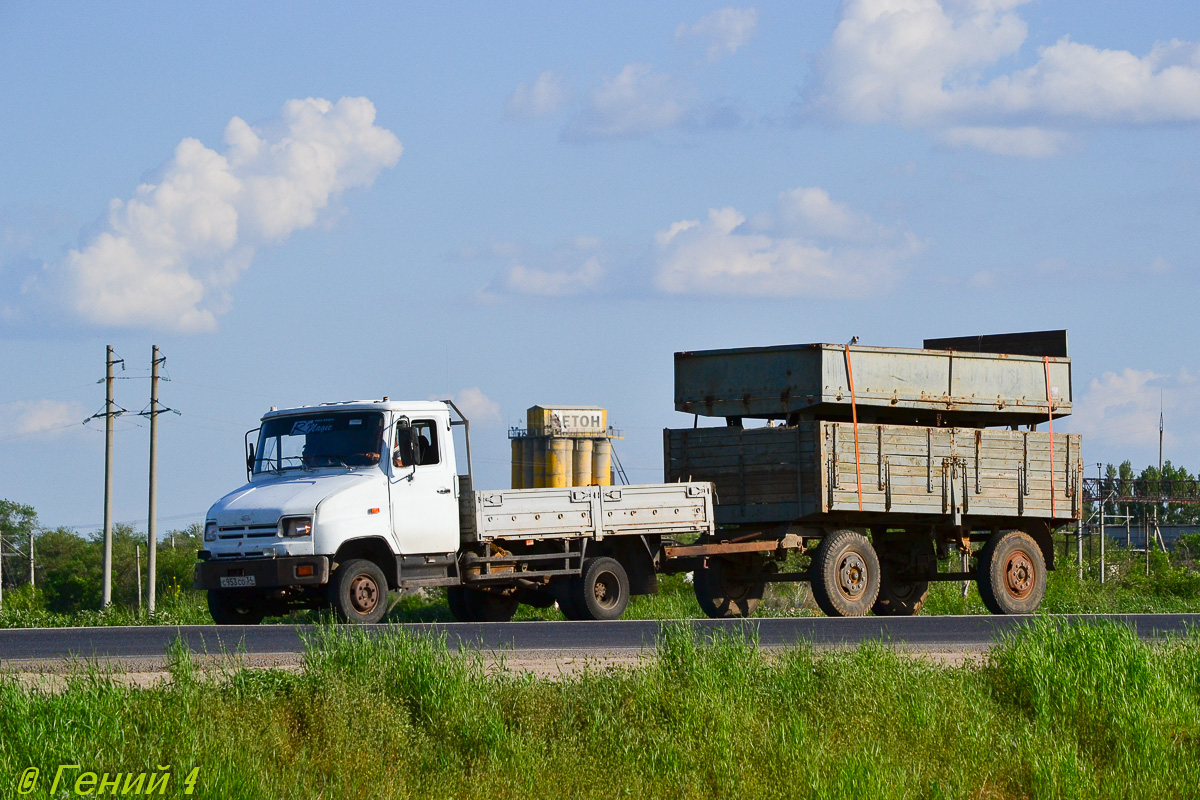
[{"xmin": 663, "ymin": 331, "xmax": 1081, "ymax": 617}]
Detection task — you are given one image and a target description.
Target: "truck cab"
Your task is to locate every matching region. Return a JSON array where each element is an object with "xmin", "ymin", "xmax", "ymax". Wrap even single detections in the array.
[{"xmin": 196, "ymin": 399, "xmax": 469, "ymax": 623}]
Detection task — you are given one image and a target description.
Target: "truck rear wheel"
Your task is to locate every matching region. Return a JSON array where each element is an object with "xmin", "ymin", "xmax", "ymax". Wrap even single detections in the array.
[
  {"xmin": 977, "ymin": 530, "xmax": 1046, "ymax": 615},
  {"xmin": 207, "ymin": 589, "xmax": 267, "ymax": 625},
  {"xmin": 694, "ymin": 557, "xmax": 764, "ymax": 618},
  {"xmin": 571, "ymin": 557, "xmax": 630, "ymax": 621},
  {"xmin": 447, "ymin": 587, "xmax": 518, "ymax": 622},
  {"xmin": 329, "ymin": 558, "xmax": 390, "ymax": 624},
  {"xmin": 810, "ymin": 530, "xmax": 880, "ymax": 617}
]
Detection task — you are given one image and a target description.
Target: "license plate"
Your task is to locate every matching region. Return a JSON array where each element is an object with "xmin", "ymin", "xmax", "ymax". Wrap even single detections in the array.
[{"xmin": 220, "ymin": 575, "xmax": 256, "ymax": 588}]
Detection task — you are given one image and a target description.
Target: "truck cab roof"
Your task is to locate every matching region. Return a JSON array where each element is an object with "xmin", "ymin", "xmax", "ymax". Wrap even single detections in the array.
[{"xmin": 261, "ymin": 399, "xmax": 450, "ymax": 421}]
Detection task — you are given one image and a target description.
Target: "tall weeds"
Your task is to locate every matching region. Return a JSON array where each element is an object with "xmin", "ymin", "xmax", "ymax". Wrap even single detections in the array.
[{"xmin": 3, "ymin": 621, "xmax": 1199, "ymax": 798}]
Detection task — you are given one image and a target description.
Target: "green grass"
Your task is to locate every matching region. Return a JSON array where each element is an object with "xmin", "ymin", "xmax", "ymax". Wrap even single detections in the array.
[{"xmin": 2, "ymin": 620, "xmax": 1199, "ymax": 799}]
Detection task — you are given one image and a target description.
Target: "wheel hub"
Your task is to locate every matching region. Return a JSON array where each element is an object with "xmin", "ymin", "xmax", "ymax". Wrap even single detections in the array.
[
  {"xmin": 1004, "ymin": 551, "xmax": 1034, "ymax": 599},
  {"xmin": 593, "ymin": 572, "xmax": 617, "ymax": 608},
  {"xmin": 349, "ymin": 574, "xmax": 379, "ymax": 614},
  {"xmin": 837, "ymin": 553, "xmax": 868, "ymax": 599}
]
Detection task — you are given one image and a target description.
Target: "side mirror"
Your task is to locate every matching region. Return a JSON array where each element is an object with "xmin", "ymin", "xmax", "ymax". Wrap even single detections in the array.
[
  {"xmin": 245, "ymin": 442, "xmax": 256, "ymax": 480},
  {"xmin": 393, "ymin": 424, "xmax": 420, "ymax": 470}
]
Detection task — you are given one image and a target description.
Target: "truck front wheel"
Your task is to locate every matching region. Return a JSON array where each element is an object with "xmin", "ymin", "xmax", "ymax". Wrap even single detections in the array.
[
  {"xmin": 977, "ymin": 530, "xmax": 1046, "ymax": 615},
  {"xmin": 809, "ymin": 530, "xmax": 880, "ymax": 617},
  {"xmin": 329, "ymin": 558, "xmax": 390, "ymax": 624},
  {"xmin": 207, "ymin": 589, "xmax": 267, "ymax": 625}
]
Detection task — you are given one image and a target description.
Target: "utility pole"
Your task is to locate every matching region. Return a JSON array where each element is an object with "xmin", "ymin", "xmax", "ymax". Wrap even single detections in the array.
[
  {"xmin": 1150, "ymin": 408, "xmax": 1163, "ymax": 576},
  {"xmin": 104, "ymin": 345, "xmax": 115, "ymax": 607},
  {"xmin": 29, "ymin": 532, "xmax": 34, "ymax": 588},
  {"xmin": 136, "ymin": 544, "xmax": 142, "ymax": 614},
  {"xmin": 144, "ymin": 345, "xmax": 165, "ymax": 615},
  {"xmin": 1076, "ymin": 517, "xmax": 1083, "ymax": 581},
  {"xmin": 1097, "ymin": 463, "xmax": 1106, "ymax": 586},
  {"xmin": 94, "ymin": 346, "xmax": 125, "ymax": 607}
]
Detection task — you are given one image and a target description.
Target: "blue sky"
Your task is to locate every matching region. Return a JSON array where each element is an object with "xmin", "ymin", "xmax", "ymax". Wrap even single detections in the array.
[{"xmin": 2, "ymin": 1, "xmax": 1199, "ymax": 532}]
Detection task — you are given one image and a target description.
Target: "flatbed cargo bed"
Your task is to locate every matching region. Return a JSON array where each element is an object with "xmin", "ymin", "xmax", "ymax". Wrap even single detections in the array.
[{"xmin": 461, "ymin": 482, "xmax": 715, "ymax": 544}]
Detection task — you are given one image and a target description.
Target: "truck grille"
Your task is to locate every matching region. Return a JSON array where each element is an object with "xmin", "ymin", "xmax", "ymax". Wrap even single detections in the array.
[{"xmin": 217, "ymin": 524, "xmax": 278, "ymax": 540}]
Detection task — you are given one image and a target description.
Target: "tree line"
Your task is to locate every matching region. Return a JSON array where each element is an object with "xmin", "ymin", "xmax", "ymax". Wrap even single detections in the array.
[
  {"xmin": 0, "ymin": 499, "xmax": 200, "ymax": 613},
  {"xmin": 1099, "ymin": 461, "xmax": 1200, "ymax": 525}
]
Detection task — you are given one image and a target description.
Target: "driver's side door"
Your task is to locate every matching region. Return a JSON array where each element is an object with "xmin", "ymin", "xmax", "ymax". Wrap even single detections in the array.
[{"xmin": 388, "ymin": 418, "xmax": 459, "ymax": 554}]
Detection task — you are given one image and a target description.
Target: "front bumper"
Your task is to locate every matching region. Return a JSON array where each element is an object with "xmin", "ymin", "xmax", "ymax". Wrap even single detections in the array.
[{"xmin": 194, "ymin": 554, "xmax": 331, "ymax": 591}]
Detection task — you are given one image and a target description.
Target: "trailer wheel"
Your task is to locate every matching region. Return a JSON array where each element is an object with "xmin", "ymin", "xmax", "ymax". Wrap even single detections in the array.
[
  {"xmin": 207, "ymin": 589, "xmax": 267, "ymax": 625},
  {"xmin": 694, "ymin": 557, "xmax": 765, "ymax": 618},
  {"xmin": 573, "ymin": 557, "xmax": 630, "ymax": 621},
  {"xmin": 447, "ymin": 587, "xmax": 518, "ymax": 622},
  {"xmin": 873, "ymin": 538, "xmax": 932, "ymax": 616},
  {"xmin": 873, "ymin": 571, "xmax": 930, "ymax": 616},
  {"xmin": 977, "ymin": 530, "xmax": 1046, "ymax": 615},
  {"xmin": 329, "ymin": 558, "xmax": 389, "ymax": 624},
  {"xmin": 809, "ymin": 530, "xmax": 880, "ymax": 617}
]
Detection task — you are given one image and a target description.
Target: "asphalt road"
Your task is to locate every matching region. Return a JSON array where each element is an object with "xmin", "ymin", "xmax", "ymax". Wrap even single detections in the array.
[{"xmin": 2, "ymin": 614, "xmax": 1198, "ymax": 663}]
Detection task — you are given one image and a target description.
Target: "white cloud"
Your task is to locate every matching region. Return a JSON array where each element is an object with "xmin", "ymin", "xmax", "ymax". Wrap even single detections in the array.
[
  {"xmin": 500, "ymin": 257, "xmax": 603, "ymax": 297},
  {"xmin": 437, "ymin": 388, "xmax": 501, "ymax": 423},
  {"xmin": 654, "ymin": 187, "xmax": 920, "ymax": 296},
  {"xmin": 677, "ymin": 7, "xmax": 759, "ymax": 62},
  {"xmin": 812, "ymin": 0, "xmax": 1200, "ymax": 155},
  {"xmin": 1071, "ymin": 368, "xmax": 1200, "ymax": 454},
  {"xmin": 564, "ymin": 63, "xmax": 691, "ymax": 141},
  {"xmin": 51, "ymin": 97, "xmax": 402, "ymax": 333},
  {"xmin": 505, "ymin": 70, "xmax": 571, "ymax": 119},
  {"xmin": 0, "ymin": 400, "xmax": 86, "ymax": 438},
  {"xmin": 468, "ymin": 237, "xmax": 607, "ymax": 299},
  {"xmin": 940, "ymin": 126, "xmax": 1067, "ymax": 157}
]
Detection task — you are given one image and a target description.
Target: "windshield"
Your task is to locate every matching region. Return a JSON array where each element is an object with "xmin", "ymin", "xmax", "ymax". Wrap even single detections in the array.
[{"xmin": 255, "ymin": 411, "xmax": 385, "ymax": 474}]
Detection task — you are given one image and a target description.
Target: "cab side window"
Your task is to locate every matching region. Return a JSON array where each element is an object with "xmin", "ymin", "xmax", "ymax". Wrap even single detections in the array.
[{"xmin": 413, "ymin": 419, "xmax": 440, "ymax": 466}]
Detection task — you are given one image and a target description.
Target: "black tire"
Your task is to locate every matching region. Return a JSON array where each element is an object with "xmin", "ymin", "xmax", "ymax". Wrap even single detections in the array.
[
  {"xmin": 555, "ymin": 580, "xmax": 588, "ymax": 620},
  {"xmin": 873, "ymin": 569, "xmax": 930, "ymax": 616},
  {"xmin": 809, "ymin": 530, "xmax": 881, "ymax": 617},
  {"xmin": 329, "ymin": 558, "xmax": 389, "ymax": 624},
  {"xmin": 977, "ymin": 530, "xmax": 1046, "ymax": 615},
  {"xmin": 573, "ymin": 557, "xmax": 630, "ymax": 621},
  {"xmin": 694, "ymin": 557, "xmax": 765, "ymax": 618},
  {"xmin": 446, "ymin": 585, "xmax": 471, "ymax": 621},
  {"xmin": 447, "ymin": 586, "xmax": 518, "ymax": 622},
  {"xmin": 873, "ymin": 537, "xmax": 932, "ymax": 616},
  {"xmin": 207, "ymin": 589, "xmax": 267, "ymax": 625}
]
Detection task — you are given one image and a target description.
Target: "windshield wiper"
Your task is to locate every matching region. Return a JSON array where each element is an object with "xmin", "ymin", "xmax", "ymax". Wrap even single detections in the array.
[{"xmin": 278, "ymin": 456, "xmax": 314, "ymax": 472}]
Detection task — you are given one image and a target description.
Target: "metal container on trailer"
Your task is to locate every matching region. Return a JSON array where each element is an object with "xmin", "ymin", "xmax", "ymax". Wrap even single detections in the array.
[{"xmin": 674, "ymin": 341, "xmax": 1071, "ymax": 426}]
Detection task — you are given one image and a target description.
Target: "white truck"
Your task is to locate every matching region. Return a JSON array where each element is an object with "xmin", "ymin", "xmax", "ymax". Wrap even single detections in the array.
[{"xmin": 195, "ymin": 399, "xmax": 714, "ymax": 624}]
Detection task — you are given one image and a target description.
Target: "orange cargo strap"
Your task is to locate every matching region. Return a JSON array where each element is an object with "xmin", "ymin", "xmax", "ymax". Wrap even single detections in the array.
[
  {"xmin": 1044, "ymin": 356, "xmax": 1056, "ymax": 518},
  {"xmin": 845, "ymin": 345, "xmax": 864, "ymax": 511}
]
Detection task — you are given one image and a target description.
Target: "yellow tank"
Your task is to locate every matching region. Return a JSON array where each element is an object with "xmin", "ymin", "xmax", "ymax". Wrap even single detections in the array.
[
  {"xmin": 546, "ymin": 438, "xmax": 572, "ymax": 488},
  {"xmin": 511, "ymin": 439, "xmax": 524, "ymax": 488},
  {"xmin": 572, "ymin": 438, "xmax": 594, "ymax": 486},
  {"xmin": 532, "ymin": 437, "xmax": 547, "ymax": 488},
  {"xmin": 521, "ymin": 438, "xmax": 536, "ymax": 490},
  {"xmin": 591, "ymin": 439, "xmax": 612, "ymax": 486}
]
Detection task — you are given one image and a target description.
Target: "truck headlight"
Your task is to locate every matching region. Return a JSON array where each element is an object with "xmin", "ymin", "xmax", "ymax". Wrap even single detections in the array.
[
  {"xmin": 204, "ymin": 521, "xmax": 217, "ymax": 542},
  {"xmin": 282, "ymin": 517, "xmax": 313, "ymax": 538}
]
